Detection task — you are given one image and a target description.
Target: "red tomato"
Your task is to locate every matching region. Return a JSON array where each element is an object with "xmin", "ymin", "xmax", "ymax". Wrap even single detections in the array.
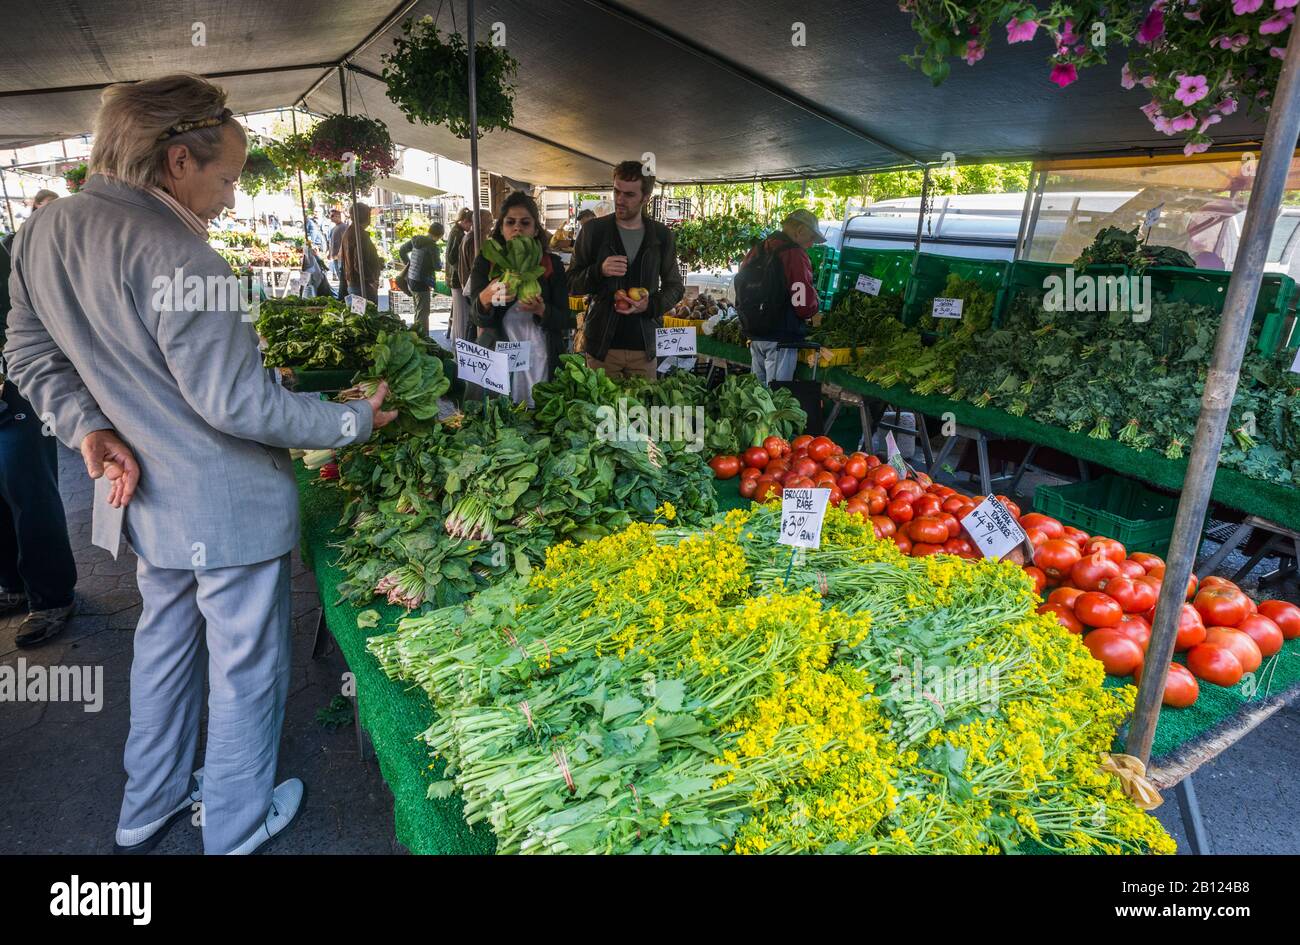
[
  {"xmin": 1084, "ymin": 629, "xmax": 1144, "ymax": 676},
  {"xmin": 869, "ymin": 465, "xmax": 899, "ymax": 489},
  {"xmin": 844, "ymin": 497, "xmax": 869, "ymax": 521},
  {"xmin": 814, "ymin": 471, "xmax": 837, "ymax": 488},
  {"xmin": 893, "ymin": 534, "xmax": 913, "ymax": 555},
  {"xmin": 1038, "ymin": 601, "xmax": 1084, "ymax": 634},
  {"xmin": 828, "ymin": 487, "xmax": 845, "ymax": 507},
  {"xmin": 762, "ymin": 436, "xmax": 789, "ymax": 459},
  {"xmin": 754, "ymin": 478, "xmax": 781, "ymax": 503},
  {"xmin": 1083, "ymin": 537, "xmax": 1126, "ymax": 564},
  {"xmin": 1105, "ymin": 576, "xmax": 1158, "ymax": 614},
  {"xmin": 941, "ymin": 495, "xmax": 967, "ymax": 515},
  {"xmin": 1128, "ymin": 552, "xmax": 1164, "ymax": 573},
  {"xmin": 1203, "ymin": 626, "xmax": 1262, "ymax": 673},
  {"xmin": 929, "ymin": 485, "xmax": 956, "ymax": 499},
  {"xmin": 1117, "ymin": 560, "xmax": 1147, "ymax": 579},
  {"xmin": 911, "ymin": 542, "xmax": 945, "ymax": 557},
  {"xmin": 1175, "ymin": 604, "xmax": 1206, "ymax": 652},
  {"xmin": 1019, "ymin": 513, "xmax": 1063, "ymax": 538},
  {"xmin": 765, "ymin": 461, "xmax": 789, "ymax": 479},
  {"xmin": 791, "ymin": 435, "xmax": 813, "ymax": 451},
  {"xmin": 709, "ymin": 455, "xmax": 741, "ymax": 479},
  {"xmin": 1186, "ymin": 644, "xmax": 1245, "ymax": 687},
  {"xmin": 913, "ymin": 494, "xmax": 943, "ymax": 518},
  {"xmin": 1237, "ymin": 614, "xmax": 1284, "ymax": 658},
  {"xmin": 870, "ymin": 515, "xmax": 896, "ymax": 538},
  {"xmin": 1075, "ymin": 591, "xmax": 1123, "ymax": 628},
  {"xmin": 792, "ymin": 457, "xmax": 819, "ymax": 480},
  {"xmin": 742, "ymin": 447, "xmax": 770, "ymax": 470},
  {"xmin": 1194, "ymin": 587, "xmax": 1251, "ymax": 629},
  {"xmin": 861, "ymin": 486, "xmax": 889, "ymax": 515},
  {"xmin": 1023, "ymin": 528, "xmax": 1050, "ymax": 550},
  {"xmin": 823, "ymin": 453, "xmax": 846, "ymax": 474},
  {"xmin": 1070, "ymin": 551, "xmax": 1121, "ymax": 592},
  {"xmin": 938, "ymin": 512, "xmax": 961, "ymax": 539},
  {"xmin": 1035, "ymin": 539, "xmax": 1082, "ymax": 579},
  {"xmin": 835, "ymin": 474, "xmax": 858, "ymax": 497},
  {"xmin": 791, "ymin": 447, "xmax": 809, "ymax": 461},
  {"xmin": 780, "ymin": 469, "xmax": 802, "ymax": 487},
  {"xmin": 1061, "ymin": 526, "xmax": 1090, "ymax": 548},
  {"xmin": 842, "ymin": 457, "xmax": 867, "ymax": 480},
  {"xmin": 995, "ymin": 495, "xmax": 1021, "ymax": 518},
  {"xmin": 1048, "ymin": 587, "xmax": 1085, "ymax": 609},
  {"xmin": 1199, "ymin": 576, "xmax": 1241, "ymax": 593},
  {"xmin": 912, "ymin": 471, "xmax": 933, "ymax": 489},
  {"xmin": 889, "ymin": 479, "xmax": 924, "ymax": 501},
  {"xmin": 865, "ymin": 455, "xmax": 882, "ymax": 470},
  {"xmin": 738, "ymin": 476, "xmax": 759, "ymax": 499},
  {"xmin": 1136, "ymin": 662, "xmax": 1200, "ymax": 708},
  {"xmin": 786, "ymin": 476, "xmax": 815, "ymax": 491},
  {"xmin": 908, "ymin": 516, "xmax": 950, "ymax": 545},
  {"xmin": 740, "ymin": 465, "xmax": 762, "ymax": 482},
  {"xmin": 1023, "ymin": 566, "xmax": 1047, "ymax": 595},
  {"xmin": 808, "ymin": 436, "xmax": 835, "ymax": 462},
  {"xmin": 1258, "ymin": 600, "xmax": 1300, "ymax": 639},
  {"xmin": 887, "ymin": 497, "xmax": 915, "ymax": 525},
  {"xmin": 1115, "ymin": 614, "xmax": 1151, "ymax": 650}
]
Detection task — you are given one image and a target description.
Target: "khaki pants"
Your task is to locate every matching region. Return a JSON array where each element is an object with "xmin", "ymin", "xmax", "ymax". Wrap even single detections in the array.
[
  {"xmin": 411, "ymin": 288, "xmax": 431, "ymax": 338},
  {"xmin": 585, "ymin": 349, "xmax": 658, "ymax": 380}
]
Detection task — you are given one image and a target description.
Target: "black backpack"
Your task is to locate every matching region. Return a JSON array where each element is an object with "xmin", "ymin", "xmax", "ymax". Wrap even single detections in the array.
[{"xmin": 734, "ymin": 236, "xmax": 794, "ymax": 339}]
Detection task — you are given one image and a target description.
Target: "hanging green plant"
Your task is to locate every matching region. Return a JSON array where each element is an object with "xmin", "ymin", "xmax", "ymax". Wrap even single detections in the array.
[
  {"xmin": 380, "ymin": 15, "xmax": 518, "ymax": 139},
  {"xmin": 64, "ymin": 163, "xmax": 87, "ymax": 193},
  {"xmin": 265, "ymin": 132, "xmax": 320, "ymax": 175},
  {"xmin": 308, "ymin": 114, "xmax": 397, "ymax": 185},
  {"xmin": 315, "ymin": 166, "xmax": 380, "ymax": 197},
  {"xmin": 239, "ymin": 145, "xmax": 291, "ymax": 197}
]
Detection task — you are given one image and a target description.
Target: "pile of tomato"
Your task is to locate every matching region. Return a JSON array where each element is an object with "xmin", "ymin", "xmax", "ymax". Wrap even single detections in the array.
[
  {"xmin": 1025, "ymin": 511, "xmax": 1300, "ymax": 708},
  {"xmin": 709, "ymin": 436, "xmax": 1002, "ymax": 560}
]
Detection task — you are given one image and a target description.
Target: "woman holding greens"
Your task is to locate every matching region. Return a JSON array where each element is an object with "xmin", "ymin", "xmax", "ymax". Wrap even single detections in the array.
[{"xmin": 467, "ymin": 192, "xmax": 571, "ymax": 406}]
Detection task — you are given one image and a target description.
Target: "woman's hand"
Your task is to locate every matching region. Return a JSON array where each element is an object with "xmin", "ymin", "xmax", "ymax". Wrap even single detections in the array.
[
  {"xmin": 517, "ymin": 295, "xmax": 545, "ymax": 315},
  {"xmin": 480, "ymin": 280, "xmax": 514, "ymax": 309}
]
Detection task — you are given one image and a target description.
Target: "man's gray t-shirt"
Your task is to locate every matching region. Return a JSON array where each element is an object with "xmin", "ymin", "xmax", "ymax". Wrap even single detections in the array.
[
  {"xmin": 617, "ymin": 223, "xmax": 644, "ymax": 268},
  {"xmin": 328, "ymin": 224, "xmax": 345, "ymax": 258},
  {"xmin": 610, "ymin": 222, "xmax": 647, "ymax": 350}
]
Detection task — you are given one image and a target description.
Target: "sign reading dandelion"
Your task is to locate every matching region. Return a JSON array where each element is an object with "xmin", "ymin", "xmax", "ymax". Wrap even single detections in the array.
[
  {"xmin": 380, "ymin": 15, "xmax": 519, "ymax": 139},
  {"xmin": 899, "ymin": 0, "xmax": 1293, "ymax": 155}
]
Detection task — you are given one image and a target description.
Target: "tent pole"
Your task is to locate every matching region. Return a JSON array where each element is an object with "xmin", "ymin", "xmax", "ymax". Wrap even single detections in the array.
[
  {"xmin": 911, "ymin": 166, "xmax": 930, "ymax": 270},
  {"xmin": 290, "ymin": 109, "xmax": 313, "ymax": 285},
  {"xmin": 1125, "ymin": 35, "xmax": 1300, "ymax": 766},
  {"xmin": 1013, "ymin": 168, "xmax": 1037, "ymax": 261},
  {"xmin": 0, "ymin": 167, "xmax": 14, "ymax": 231},
  {"xmin": 468, "ymin": 0, "xmax": 482, "ymax": 250},
  {"xmin": 339, "ymin": 66, "xmax": 365, "ymax": 301}
]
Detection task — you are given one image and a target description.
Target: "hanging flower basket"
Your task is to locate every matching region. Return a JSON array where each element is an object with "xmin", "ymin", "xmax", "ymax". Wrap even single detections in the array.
[
  {"xmin": 315, "ymin": 166, "xmax": 381, "ymax": 197},
  {"xmin": 380, "ymin": 16, "xmax": 518, "ymax": 139},
  {"xmin": 898, "ymin": 0, "xmax": 1292, "ymax": 154},
  {"xmin": 239, "ymin": 145, "xmax": 291, "ymax": 197},
  {"xmin": 266, "ymin": 132, "xmax": 320, "ymax": 176},
  {"xmin": 64, "ymin": 163, "xmax": 87, "ymax": 193},
  {"xmin": 304, "ymin": 114, "xmax": 396, "ymax": 197}
]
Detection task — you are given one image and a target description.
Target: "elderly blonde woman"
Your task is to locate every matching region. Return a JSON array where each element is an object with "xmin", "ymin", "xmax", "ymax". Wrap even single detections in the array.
[{"xmin": 3, "ymin": 74, "xmax": 396, "ymax": 855}]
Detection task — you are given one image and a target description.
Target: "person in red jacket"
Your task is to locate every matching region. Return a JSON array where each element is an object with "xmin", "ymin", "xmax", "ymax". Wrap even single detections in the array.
[{"xmin": 736, "ymin": 209, "xmax": 824, "ymax": 384}]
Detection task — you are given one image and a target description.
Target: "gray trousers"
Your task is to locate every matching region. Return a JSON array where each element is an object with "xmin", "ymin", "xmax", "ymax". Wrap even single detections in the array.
[
  {"xmin": 450, "ymin": 288, "xmax": 473, "ymax": 344},
  {"xmin": 118, "ymin": 552, "xmax": 293, "ymax": 854},
  {"xmin": 750, "ymin": 340, "xmax": 797, "ymax": 385},
  {"xmin": 411, "ymin": 288, "xmax": 431, "ymax": 338}
]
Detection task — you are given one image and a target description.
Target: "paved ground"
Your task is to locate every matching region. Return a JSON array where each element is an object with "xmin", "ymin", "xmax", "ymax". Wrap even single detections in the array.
[{"xmin": 1, "ymin": 386, "xmax": 1296, "ymax": 855}]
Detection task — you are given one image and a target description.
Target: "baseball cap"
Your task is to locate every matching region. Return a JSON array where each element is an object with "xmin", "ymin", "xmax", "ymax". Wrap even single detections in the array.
[{"xmin": 784, "ymin": 208, "xmax": 827, "ymax": 244}]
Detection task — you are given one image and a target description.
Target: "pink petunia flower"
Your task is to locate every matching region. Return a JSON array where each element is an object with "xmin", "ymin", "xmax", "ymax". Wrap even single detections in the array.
[
  {"xmin": 1059, "ymin": 18, "xmax": 1080, "ymax": 45},
  {"xmin": 1153, "ymin": 115, "xmax": 1175, "ymax": 134},
  {"xmin": 1213, "ymin": 33, "xmax": 1250, "ymax": 50},
  {"xmin": 1233, "ymin": 0, "xmax": 1263, "ymax": 13},
  {"xmin": 1271, "ymin": 45, "xmax": 1287, "ymax": 57},
  {"xmin": 1185, "ymin": 140, "xmax": 1212, "ymax": 156},
  {"xmin": 1140, "ymin": 100, "xmax": 1162, "ymax": 119},
  {"xmin": 1260, "ymin": 10, "xmax": 1294, "ymax": 32},
  {"xmin": 1121, "ymin": 63, "xmax": 1137, "ymax": 89},
  {"xmin": 1006, "ymin": 17, "xmax": 1039, "ymax": 43},
  {"xmin": 1174, "ymin": 73, "xmax": 1210, "ymax": 106},
  {"xmin": 1199, "ymin": 113, "xmax": 1223, "ymax": 134},
  {"xmin": 1217, "ymin": 97, "xmax": 1239, "ymax": 114},
  {"xmin": 1276, "ymin": 0, "xmax": 1299, "ymax": 9},
  {"xmin": 1171, "ymin": 112, "xmax": 1198, "ymax": 132},
  {"xmin": 964, "ymin": 40, "xmax": 986, "ymax": 65},
  {"xmin": 1050, "ymin": 62, "xmax": 1079, "ymax": 87},
  {"xmin": 1137, "ymin": 6, "xmax": 1166, "ymax": 43}
]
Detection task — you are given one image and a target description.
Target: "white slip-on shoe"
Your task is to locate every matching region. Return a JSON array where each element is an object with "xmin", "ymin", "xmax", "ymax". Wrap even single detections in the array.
[
  {"xmin": 113, "ymin": 768, "xmax": 204, "ymax": 855},
  {"xmin": 225, "ymin": 778, "xmax": 306, "ymax": 856}
]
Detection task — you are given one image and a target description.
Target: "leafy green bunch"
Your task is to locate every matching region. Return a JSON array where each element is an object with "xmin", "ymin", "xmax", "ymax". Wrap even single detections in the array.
[
  {"xmin": 1074, "ymin": 226, "xmax": 1195, "ymax": 272},
  {"xmin": 706, "ymin": 373, "xmax": 807, "ymax": 454},
  {"xmin": 482, "ymin": 236, "xmax": 545, "ymax": 302},
  {"xmin": 354, "ymin": 330, "xmax": 451, "ymax": 435},
  {"xmin": 810, "ymin": 288, "xmax": 905, "ymax": 350},
  {"xmin": 255, "ymin": 298, "xmax": 406, "ymax": 370},
  {"xmin": 239, "ymin": 145, "xmax": 291, "ymax": 197}
]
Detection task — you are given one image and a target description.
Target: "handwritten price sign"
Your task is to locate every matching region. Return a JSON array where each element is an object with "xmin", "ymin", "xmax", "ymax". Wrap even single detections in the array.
[
  {"xmin": 960, "ymin": 494, "xmax": 1028, "ymax": 561},
  {"xmin": 779, "ymin": 488, "xmax": 831, "ymax": 550},
  {"xmin": 655, "ymin": 327, "xmax": 697, "ymax": 356},
  {"xmin": 348, "ymin": 295, "xmax": 368, "ymax": 316},
  {"xmin": 496, "ymin": 340, "xmax": 532, "ymax": 374},
  {"xmin": 855, "ymin": 274, "xmax": 882, "ymax": 296},
  {"xmin": 455, "ymin": 339, "xmax": 509, "ymax": 396},
  {"xmin": 932, "ymin": 297, "xmax": 964, "ymax": 319}
]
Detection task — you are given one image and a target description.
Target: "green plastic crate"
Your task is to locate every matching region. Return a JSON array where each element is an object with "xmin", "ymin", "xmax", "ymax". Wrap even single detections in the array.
[
  {"xmin": 902, "ymin": 252, "xmax": 1010, "ymax": 328},
  {"xmin": 1142, "ymin": 266, "xmax": 1294, "ymax": 353},
  {"xmin": 999, "ymin": 260, "xmax": 1129, "ymax": 328},
  {"xmin": 808, "ymin": 244, "xmax": 840, "ymax": 312},
  {"xmin": 831, "ymin": 247, "xmax": 914, "ymax": 307},
  {"xmin": 1033, "ymin": 475, "xmax": 1182, "ymax": 557}
]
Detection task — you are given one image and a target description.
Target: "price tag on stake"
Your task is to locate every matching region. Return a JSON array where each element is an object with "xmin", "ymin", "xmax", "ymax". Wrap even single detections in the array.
[
  {"xmin": 779, "ymin": 488, "xmax": 831, "ymax": 550},
  {"xmin": 855, "ymin": 274, "xmax": 882, "ymax": 296},
  {"xmin": 1289, "ymin": 347, "xmax": 1300, "ymax": 374},
  {"xmin": 932, "ymin": 297, "xmax": 964, "ymax": 319},
  {"xmin": 349, "ymin": 295, "xmax": 368, "ymax": 316},
  {"xmin": 960, "ymin": 494, "xmax": 1028, "ymax": 561},
  {"xmin": 885, "ymin": 430, "xmax": 911, "ymax": 480},
  {"xmin": 455, "ymin": 339, "xmax": 509, "ymax": 396},
  {"xmin": 1145, "ymin": 204, "xmax": 1164, "ymax": 229},
  {"xmin": 496, "ymin": 340, "xmax": 532, "ymax": 373},
  {"xmin": 656, "ymin": 327, "xmax": 697, "ymax": 356}
]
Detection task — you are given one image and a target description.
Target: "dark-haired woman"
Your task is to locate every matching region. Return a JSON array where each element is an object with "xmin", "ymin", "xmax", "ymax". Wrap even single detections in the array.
[{"xmin": 467, "ymin": 193, "xmax": 572, "ymax": 406}]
